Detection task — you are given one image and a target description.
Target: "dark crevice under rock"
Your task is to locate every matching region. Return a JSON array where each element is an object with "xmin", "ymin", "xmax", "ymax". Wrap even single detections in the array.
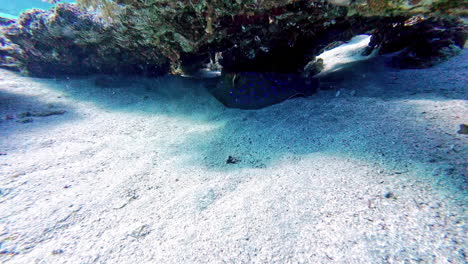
[
  {"xmin": 0, "ymin": 2, "xmax": 466, "ymax": 108},
  {"xmin": 370, "ymin": 16, "xmax": 467, "ymax": 69},
  {"xmin": 1, "ymin": 3, "xmax": 466, "ymax": 77}
]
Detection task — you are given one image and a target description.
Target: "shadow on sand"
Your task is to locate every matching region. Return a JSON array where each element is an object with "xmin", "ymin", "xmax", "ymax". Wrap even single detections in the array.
[
  {"xmin": 1, "ymin": 51, "xmax": 466, "ymax": 191},
  {"xmin": 0, "ymin": 87, "xmax": 80, "ymax": 138}
]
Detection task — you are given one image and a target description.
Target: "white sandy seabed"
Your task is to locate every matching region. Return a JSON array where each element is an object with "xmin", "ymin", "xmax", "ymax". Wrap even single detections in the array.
[{"xmin": 0, "ymin": 48, "xmax": 467, "ymax": 264}]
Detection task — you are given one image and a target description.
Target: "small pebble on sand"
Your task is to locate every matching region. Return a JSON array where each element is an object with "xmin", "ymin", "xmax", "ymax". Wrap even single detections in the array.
[
  {"xmin": 384, "ymin": 192, "xmax": 396, "ymax": 199},
  {"xmin": 52, "ymin": 249, "xmax": 64, "ymax": 255},
  {"xmin": 226, "ymin": 156, "xmax": 241, "ymax": 164}
]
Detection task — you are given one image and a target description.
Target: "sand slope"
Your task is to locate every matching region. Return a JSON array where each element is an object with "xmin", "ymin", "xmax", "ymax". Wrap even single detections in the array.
[{"xmin": 0, "ymin": 51, "xmax": 467, "ymax": 263}]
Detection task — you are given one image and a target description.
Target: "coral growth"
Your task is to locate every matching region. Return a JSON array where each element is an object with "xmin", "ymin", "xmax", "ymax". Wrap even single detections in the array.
[
  {"xmin": 1, "ymin": 0, "xmax": 466, "ymax": 77},
  {"xmin": 0, "ymin": 4, "xmax": 169, "ymax": 76}
]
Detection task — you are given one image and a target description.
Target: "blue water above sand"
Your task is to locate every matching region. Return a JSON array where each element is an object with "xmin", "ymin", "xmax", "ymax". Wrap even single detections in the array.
[{"xmin": 0, "ymin": 50, "xmax": 466, "ymax": 263}]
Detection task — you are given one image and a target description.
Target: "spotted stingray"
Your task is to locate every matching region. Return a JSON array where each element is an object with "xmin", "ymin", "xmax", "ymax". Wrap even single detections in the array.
[{"xmin": 207, "ymin": 72, "xmax": 319, "ymax": 109}]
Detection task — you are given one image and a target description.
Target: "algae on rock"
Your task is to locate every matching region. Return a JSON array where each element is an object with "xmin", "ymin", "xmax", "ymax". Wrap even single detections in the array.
[
  {"xmin": 3, "ymin": 0, "xmax": 465, "ymax": 76},
  {"xmin": 0, "ymin": 4, "xmax": 169, "ymax": 76},
  {"xmin": 63, "ymin": 0, "xmax": 466, "ymax": 71}
]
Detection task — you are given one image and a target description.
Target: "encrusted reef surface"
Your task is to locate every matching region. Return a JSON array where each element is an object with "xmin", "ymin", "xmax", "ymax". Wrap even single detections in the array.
[
  {"xmin": 0, "ymin": 0, "xmax": 466, "ymax": 77},
  {"xmin": 370, "ymin": 16, "xmax": 467, "ymax": 68},
  {"xmin": 0, "ymin": 4, "xmax": 169, "ymax": 76}
]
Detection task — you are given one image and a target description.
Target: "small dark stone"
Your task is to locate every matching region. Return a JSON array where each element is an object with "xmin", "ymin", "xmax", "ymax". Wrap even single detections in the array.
[
  {"xmin": 457, "ymin": 124, "xmax": 468, "ymax": 135},
  {"xmin": 129, "ymin": 224, "xmax": 151, "ymax": 239},
  {"xmin": 226, "ymin": 155, "xmax": 241, "ymax": 164},
  {"xmin": 384, "ymin": 192, "xmax": 395, "ymax": 199},
  {"xmin": 0, "ymin": 153, "xmax": 7, "ymax": 156},
  {"xmin": 64, "ymin": 185, "xmax": 71, "ymax": 189},
  {"xmin": 52, "ymin": 249, "xmax": 64, "ymax": 255}
]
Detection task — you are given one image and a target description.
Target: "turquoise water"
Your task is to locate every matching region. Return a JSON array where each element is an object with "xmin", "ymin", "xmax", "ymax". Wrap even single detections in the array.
[
  {"xmin": 0, "ymin": 1, "xmax": 466, "ymax": 263},
  {"xmin": 0, "ymin": 0, "xmax": 75, "ymax": 17}
]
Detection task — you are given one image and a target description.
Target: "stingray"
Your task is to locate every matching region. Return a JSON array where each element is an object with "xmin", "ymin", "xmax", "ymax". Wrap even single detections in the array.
[{"xmin": 206, "ymin": 72, "xmax": 319, "ymax": 109}]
